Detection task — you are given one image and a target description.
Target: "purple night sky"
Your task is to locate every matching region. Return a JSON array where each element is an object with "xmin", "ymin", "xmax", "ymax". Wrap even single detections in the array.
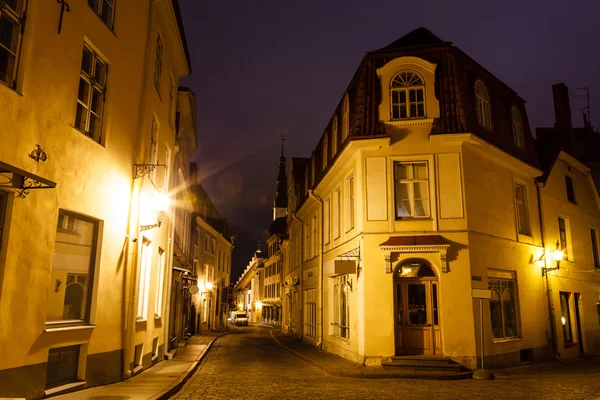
[{"xmin": 177, "ymin": 0, "xmax": 600, "ymax": 279}]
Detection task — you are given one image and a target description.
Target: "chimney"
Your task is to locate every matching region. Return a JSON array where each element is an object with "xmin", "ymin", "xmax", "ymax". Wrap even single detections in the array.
[{"xmin": 552, "ymin": 83, "xmax": 572, "ymax": 131}]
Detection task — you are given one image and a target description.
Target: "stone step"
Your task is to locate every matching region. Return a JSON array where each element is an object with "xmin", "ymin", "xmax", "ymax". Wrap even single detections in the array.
[{"xmin": 382, "ymin": 357, "xmax": 468, "ymax": 372}]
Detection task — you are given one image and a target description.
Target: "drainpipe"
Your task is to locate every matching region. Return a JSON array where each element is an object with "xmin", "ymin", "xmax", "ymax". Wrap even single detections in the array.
[
  {"xmin": 536, "ymin": 181, "xmax": 558, "ymax": 359},
  {"xmin": 308, "ymin": 190, "xmax": 324, "ymax": 349},
  {"xmin": 291, "ymin": 212, "xmax": 304, "ymax": 340}
]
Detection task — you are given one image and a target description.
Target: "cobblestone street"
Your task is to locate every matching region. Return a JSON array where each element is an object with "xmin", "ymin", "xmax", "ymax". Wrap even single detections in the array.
[{"xmin": 171, "ymin": 325, "xmax": 600, "ymax": 400}]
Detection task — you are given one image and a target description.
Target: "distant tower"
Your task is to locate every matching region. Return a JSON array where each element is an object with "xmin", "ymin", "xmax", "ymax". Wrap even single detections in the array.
[{"xmin": 273, "ymin": 135, "xmax": 288, "ymax": 220}]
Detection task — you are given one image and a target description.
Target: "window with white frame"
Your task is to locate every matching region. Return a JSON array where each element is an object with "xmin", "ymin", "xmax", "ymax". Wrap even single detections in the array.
[
  {"xmin": 149, "ymin": 117, "xmax": 159, "ymax": 182},
  {"xmin": 154, "ymin": 34, "xmax": 162, "ymax": 95},
  {"xmin": 511, "ymin": 106, "xmax": 525, "ymax": 149},
  {"xmin": 323, "ymin": 199, "xmax": 330, "ymax": 245},
  {"xmin": 331, "ymin": 116, "xmax": 338, "ymax": 155},
  {"xmin": 87, "ymin": 0, "xmax": 115, "ymax": 30},
  {"xmin": 488, "ymin": 271, "xmax": 519, "ymax": 339},
  {"xmin": 394, "ymin": 161, "xmax": 430, "ymax": 218},
  {"xmin": 0, "ymin": 0, "xmax": 26, "ymax": 89},
  {"xmin": 347, "ymin": 176, "xmax": 355, "ymax": 231},
  {"xmin": 591, "ymin": 228, "xmax": 600, "ymax": 268},
  {"xmin": 332, "ymin": 275, "xmax": 349, "ymax": 339},
  {"xmin": 333, "ymin": 189, "xmax": 340, "ymax": 239},
  {"xmin": 0, "ymin": 191, "xmax": 7, "ymax": 251},
  {"xmin": 304, "ymin": 288, "xmax": 316, "ymax": 338},
  {"xmin": 75, "ymin": 44, "xmax": 108, "ymax": 143},
  {"xmin": 154, "ymin": 248, "xmax": 165, "ymax": 318},
  {"xmin": 342, "ymin": 95, "xmax": 350, "ymax": 140},
  {"xmin": 390, "ymin": 72, "xmax": 425, "ymax": 120},
  {"xmin": 136, "ymin": 238, "xmax": 152, "ymax": 320},
  {"xmin": 322, "ymin": 132, "xmax": 328, "ymax": 168},
  {"xmin": 47, "ymin": 210, "xmax": 99, "ymax": 323},
  {"xmin": 514, "ymin": 183, "xmax": 530, "ymax": 235},
  {"xmin": 475, "ymin": 80, "xmax": 492, "ymax": 131},
  {"xmin": 558, "ymin": 217, "xmax": 569, "ymax": 259}
]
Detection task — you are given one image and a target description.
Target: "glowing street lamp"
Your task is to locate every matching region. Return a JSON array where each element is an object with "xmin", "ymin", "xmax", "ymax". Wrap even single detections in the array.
[
  {"xmin": 542, "ymin": 240, "xmax": 564, "ymax": 276},
  {"xmin": 140, "ymin": 192, "xmax": 170, "ymax": 231}
]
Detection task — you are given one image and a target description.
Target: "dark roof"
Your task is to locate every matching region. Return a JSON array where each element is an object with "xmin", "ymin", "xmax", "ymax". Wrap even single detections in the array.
[
  {"xmin": 534, "ymin": 139, "xmax": 561, "ymax": 183},
  {"xmin": 291, "ymin": 158, "xmax": 310, "ymax": 184},
  {"xmin": 268, "ymin": 217, "xmax": 287, "ymax": 237},
  {"xmin": 369, "ymin": 27, "xmax": 450, "ymax": 54},
  {"xmin": 172, "ymin": 0, "xmax": 192, "ymax": 72}
]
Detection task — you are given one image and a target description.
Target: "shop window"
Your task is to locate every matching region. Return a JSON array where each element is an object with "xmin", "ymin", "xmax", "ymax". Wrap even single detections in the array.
[
  {"xmin": 560, "ymin": 292, "xmax": 573, "ymax": 343},
  {"xmin": 488, "ymin": 272, "xmax": 519, "ymax": 339}
]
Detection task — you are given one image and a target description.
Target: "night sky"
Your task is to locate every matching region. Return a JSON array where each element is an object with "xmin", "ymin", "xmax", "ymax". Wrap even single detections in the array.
[{"xmin": 178, "ymin": 0, "xmax": 600, "ymax": 280}]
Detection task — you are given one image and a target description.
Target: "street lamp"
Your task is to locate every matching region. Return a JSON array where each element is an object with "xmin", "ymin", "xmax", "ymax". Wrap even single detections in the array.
[
  {"xmin": 542, "ymin": 240, "xmax": 564, "ymax": 276},
  {"xmin": 140, "ymin": 192, "xmax": 169, "ymax": 231}
]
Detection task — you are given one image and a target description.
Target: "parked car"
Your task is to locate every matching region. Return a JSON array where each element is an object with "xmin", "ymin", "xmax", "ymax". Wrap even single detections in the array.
[{"xmin": 234, "ymin": 312, "xmax": 248, "ymax": 326}]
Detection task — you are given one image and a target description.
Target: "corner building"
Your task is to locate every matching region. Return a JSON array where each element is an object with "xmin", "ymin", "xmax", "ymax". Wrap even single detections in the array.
[{"xmin": 284, "ymin": 28, "xmax": 560, "ymax": 369}]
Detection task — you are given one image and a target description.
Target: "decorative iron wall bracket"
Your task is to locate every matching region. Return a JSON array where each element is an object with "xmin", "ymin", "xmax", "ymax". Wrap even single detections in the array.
[
  {"xmin": 17, "ymin": 176, "xmax": 55, "ymax": 198},
  {"xmin": 29, "ymin": 145, "xmax": 48, "ymax": 163},
  {"xmin": 139, "ymin": 221, "xmax": 161, "ymax": 232},
  {"xmin": 133, "ymin": 164, "xmax": 165, "ymax": 179}
]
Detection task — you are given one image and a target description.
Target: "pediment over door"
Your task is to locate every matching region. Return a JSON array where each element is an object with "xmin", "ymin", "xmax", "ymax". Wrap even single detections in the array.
[{"xmin": 379, "ymin": 235, "xmax": 451, "ymax": 274}]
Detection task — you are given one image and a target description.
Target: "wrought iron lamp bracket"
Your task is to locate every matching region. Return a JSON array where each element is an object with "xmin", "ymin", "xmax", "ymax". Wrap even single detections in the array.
[
  {"xmin": 17, "ymin": 176, "xmax": 49, "ymax": 198},
  {"xmin": 133, "ymin": 164, "xmax": 165, "ymax": 179}
]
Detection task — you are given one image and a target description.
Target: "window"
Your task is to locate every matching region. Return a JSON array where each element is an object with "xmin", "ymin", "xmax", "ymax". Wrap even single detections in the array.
[
  {"xmin": 0, "ymin": 0, "xmax": 25, "ymax": 88},
  {"xmin": 322, "ymin": 132, "xmax": 328, "ymax": 168},
  {"xmin": 390, "ymin": 72, "xmax": 425, "ymax": 120},
  {"xmin": 75, "ymin": 45, "xmax": 108, "ymax": 143},
  {"xmin": 591, "ymin": 228, "xmax": 600, "ymax": 268},
  {"xmin": 154, "ymin": 34, "xmax": 163, "ymax": 95},
  {"xmin": 312, "ymin": 215, "xmax": 317, "ymax": 257},
  {"xmin": 0, "ymin": 191, "xmax": 6, "ymax": 251},
  {"xmin": 488, "ymin": 274, "xmax": 519, "ymax": 339},
  {"xmin": 149, "ymin": 117, "xmax": 158, "ymax": 182},
  {"xmin": 332, "ymin": 275, "xmax": 349, "ymax": 339},
  {"xmin": 558, "ymin": 217, "xmax": 568, "ymax": 258},
  {"xmin": 475, "ymin": 80, "xmax": 492, "ymax": 131},
  {"xmin": 155, "ymin": 248, "xmax": 165, "ymax": 318},
  {"xmin": 87, "ymin": 0, "xmax": 115, "ymax": 29},
  {"xmin": 136, "ymin": 238, "xmax": 152, "ymax": 319},
  {"xmin": 169, "ymin": 74, "xmax": 176, "ymax": 127},
  {"xmin": 560, "ymin": 292, "xmax": 573, "ymax": 343},
  {"xmin": 342, "ymin": 94, "xmax": 350, "ymax": 139},
  {"xmin": 394, "ymin": 162, "xmax": 430, "ymax": 218},
  {"xmin": 304, "ymin": 223, "xmax": 309, "ymax": 261},
  {"xmin": 514, "ymin": 183, "xmax": 530, "ymax": 235},
  {"xmin": 305, "ymin": 288, "xmax": 316, "ymax": 338},
  {"xmin": 565, "ymin": 175, "xmax": 576, "ymax": 204},
  {"xmin": 511, "ymin": 106, "xmax": 525, "ymax": 149},
  {"xmin": 211, "ymin": 238, "xmax": 216, "ymax": 255},
  {"xmin": 47, "ymin": 211, "xmax": 99, "ymax": 323},
  {"xmin": 46, "ymin": 345, "xmax": 80, "ymax": 388},
  {"xmin": 333, "ymin": 190, "xmax": 340, "ymax": 239},
  {"xmin": 348, "ymin": 177, "xmax": 355, "ymax": 231},
  {"xmin": 204, "ymin": 235, "xmax": 210, "ymax": 253},
  {"xmin": 323, "ymin": 199, "xmax": 330, "ymax": 245},
  {"xmin": 164, "ymin": 145, "xmax": 171, "ymax": 188},
  {"xmin": 331, "ymin": 116, "xmax": 338, "ymax": 155}
]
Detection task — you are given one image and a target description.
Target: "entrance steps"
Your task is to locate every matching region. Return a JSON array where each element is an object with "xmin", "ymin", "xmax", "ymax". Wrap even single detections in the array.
[{"xmin": 382, "ymin": 356, "xmax": 470, "ymax": 374}]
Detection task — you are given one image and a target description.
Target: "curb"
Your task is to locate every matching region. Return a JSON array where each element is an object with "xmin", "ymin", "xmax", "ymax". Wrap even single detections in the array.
[
  {"xmin": 150, "ymin": 333, "xmax": 226, "ymax": 400},
  {"xmin": 270, "ymin": 331, "xmax": 472, "ymax": 380}
]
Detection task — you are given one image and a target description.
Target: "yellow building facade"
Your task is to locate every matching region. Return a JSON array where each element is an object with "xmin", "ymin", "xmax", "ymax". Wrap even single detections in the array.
[
  {"xmin": 0, "ymin": 0, "xmax": 194, "ymax": 397},
  {"xmin": 282, "ymin": 28, "xmax": 600, "ymax": 370}
]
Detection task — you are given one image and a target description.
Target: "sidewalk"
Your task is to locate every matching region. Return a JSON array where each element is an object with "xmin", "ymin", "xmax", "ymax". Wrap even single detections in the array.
[
  {"xmin": 53, "ymin": 332, "xmax": 223, "ymax": 400},
  {"xmin": 270, "ymin": 329, "xmax": 471, "ymax": 380}
]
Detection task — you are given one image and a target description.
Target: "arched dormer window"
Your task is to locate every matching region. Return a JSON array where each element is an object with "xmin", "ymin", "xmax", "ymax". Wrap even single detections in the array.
[
  {"xmin": 390, "ymin": 71, "xmax": 425, "ymax": 120},
  {"xmin": 475, "ymin": 80, "xmax": 493, "ymax": 131},
  {"xmin": 322, "ymin": 132, "xmax": 328, "ymax": 168},
  {"xmin": 342, "ymin": 95, "xmax": 350, "ymax": 140},
  {"xmin": 511, "ymin": 106, "xmax": 525, "ymax": 149},
  {"xmin": 331, "ymin": 115, "xmax": 338, "ymax": 155}
]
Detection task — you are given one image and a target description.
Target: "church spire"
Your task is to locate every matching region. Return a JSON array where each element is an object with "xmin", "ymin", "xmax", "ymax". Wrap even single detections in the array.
[{"xmin": 273, "ymin": 134, "xmax": 288, "ymax": 220}]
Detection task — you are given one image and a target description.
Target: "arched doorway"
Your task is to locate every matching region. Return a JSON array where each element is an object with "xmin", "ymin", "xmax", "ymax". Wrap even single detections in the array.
[{"xmin": 393, "ymin": 259, "xmax": 442, "ymax": 356}]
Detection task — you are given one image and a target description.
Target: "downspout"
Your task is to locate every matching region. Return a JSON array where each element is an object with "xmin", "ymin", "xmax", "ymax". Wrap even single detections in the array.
[
  {"xmin": 536, "ymin": 180, "xmax": 558, "ymax": 359},
  {"xmin": 308, "ymin": 190, "xmax": 324, "ymax": 349},
  {"xmin": 291, "ymin": 212, "xmax": 304, "ymax": 340},
  {"xmin": 123, "ymin": 0, "xmax": 154, "ymax": 379}
]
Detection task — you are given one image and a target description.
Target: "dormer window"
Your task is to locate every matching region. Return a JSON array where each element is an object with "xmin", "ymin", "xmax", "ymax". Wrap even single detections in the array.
[
  {"xmin": 323, "ymin": 132, "xmax": 328, "ymax": 168},
  {"xmin": 342, "ymin": 95, "xmax": 350, "ymax": 140},
  {"xmin": 390, "ymin": 71, "xmax": 425, "ymax": 120},
  {"xmin": 511, "ymin": 106, "xmax": 525, "ymax": 149},
  {"xmin": 475, "ymin": 80, "xmax": 492, "ymax": 131},
  {"xmin": 331, "ymin": 116, "xmax": 338, "ymax": 155}
]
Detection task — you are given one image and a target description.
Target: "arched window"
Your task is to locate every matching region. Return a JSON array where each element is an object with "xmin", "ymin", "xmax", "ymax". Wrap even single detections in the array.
[
  {"xmin": 475, "ymin": 80, "xmax": 492, "ymax": 130},
  {"xmin": 511, "ymin": 106, "xmax": 525, "ymax": 149},
  {"xmin": 390, "ymin": 71, "xmax": 425, "ymax": 120},
  {"xmin": 342, "ymin": 95, "xmax": 350, "ymax": 140},
  {"xmin": 331, "ymin": 115, "xmax": 338, "ymax": 155},
  {"xmin": 322, "ymin": 132, "xmax": 328, "ymax": 168},
  {"xmin": 488, "ymin": 276, "xmax": 519, "ymax": 339},
  {"xmin": 332, "ymin": 275, "xmax": 350, "ymax": 339}
]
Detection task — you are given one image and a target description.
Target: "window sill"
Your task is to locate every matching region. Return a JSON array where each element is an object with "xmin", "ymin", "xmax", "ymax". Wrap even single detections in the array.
[
  {"xmin": 492, "ymin": 337, "xmax": 522, "ymax": 344},
  {"xmin": 564, "ymin": 342, "xmax": 578, "ymax": 349},
  {"xmin": 136, "ymin": 318, "xmax": 148, "ymax": 323},
  {"xmin": 44, "ymin": 324, "xmax": 96, "ymax": 333},
  {"xmin": 0, "ymin": 80, "xmax": 23, "ymax": 96},
  {"xmin": 395, "ymin": 217, "xmax": 432, "ymax": 221},
  {"xmin": 517, "ymin": 233, "xmax": 534, "ymax": 244},
  {"xmin": 45, "ymin": 381, "xmax": 86, "ymax": 397},
  {"xmin": 329, "ymin": 334, "xmax": 350, "ymax": 344},
  {"xmin": 386, "ymin": 118, "xmax": 435, "ymax": 127},
  {"xmin": 132, "ymin": 365, "xmax": 144, "ymax": 376}
]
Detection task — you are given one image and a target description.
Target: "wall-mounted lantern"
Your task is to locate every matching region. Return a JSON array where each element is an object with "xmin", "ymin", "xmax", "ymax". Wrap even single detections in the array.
[
  {"xmin": 542, "ymin": 240, "xmax": 564, "ymax": 277},
  {"xmin": 140, "ymin": 192, "xmax": 169, "ymax": 232}
]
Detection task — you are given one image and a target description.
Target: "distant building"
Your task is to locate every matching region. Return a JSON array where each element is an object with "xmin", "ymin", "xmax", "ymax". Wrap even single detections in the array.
[{"xmin": 234, "ymin": 251, "xmax": 264, "ymax": 323}]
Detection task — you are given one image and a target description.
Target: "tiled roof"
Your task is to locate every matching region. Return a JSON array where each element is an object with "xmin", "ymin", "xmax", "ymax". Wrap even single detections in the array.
[{"xmin": 369, "ymin": 27, "xmax": 450, "ymax": 54}]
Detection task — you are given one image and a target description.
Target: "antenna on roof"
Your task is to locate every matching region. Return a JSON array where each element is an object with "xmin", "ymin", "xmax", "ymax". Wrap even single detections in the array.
[
  {"xmin": 573, "ymin": 87, "xmax": 591, "ymax": 128},
  {"xmin": 281, "ymin": 134, "xmax": 285, "ymax": 157}
]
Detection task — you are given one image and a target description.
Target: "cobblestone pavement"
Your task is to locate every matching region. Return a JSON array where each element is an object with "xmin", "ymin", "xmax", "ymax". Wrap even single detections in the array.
[{"xmin": 171, "ymin": 325, "xmax": 600, "ymax": 400}]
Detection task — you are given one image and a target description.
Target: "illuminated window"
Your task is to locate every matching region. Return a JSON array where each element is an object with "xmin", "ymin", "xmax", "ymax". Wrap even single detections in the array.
[
  {"xmin": 488, "ymin": 272, "xmax": 519, "ymax": 339},
  {"xmin": 87, "ymin": 0, "xmax": 115, "ymax": 30},
  {"xmin": 75, "ymin": 44, "xmax": 108, "ymax": 143},
  {"xmin": 342, "ymin": 95, "xmax": 350, "ymax": 140},
  {"xmin": 514, "ymin": 183, "xmax": 530, "ymax": 235},
  {"xmin": 475, "ymin": 80, "xmax": 492, "ymax": 131},
  {"xmin": 332, "ymin": 275, "xmax": 349, "ymax": 339},
  {"xmin": 154, "ymin": 34, "xmax": 163, "ymax": 95},
  {"xmin": 136, "ymin": 238, "xmax": 152, "ymax": 319},
  {"xmin": 511, "ymin": 106, "xmax": 525, "ymax": 149},
  {"xmin": 47, "ymin": 211, "xmax": 99, "ymax": 324},
  {"xmin": 394, "ymin": 162, "xmax": 430, "ymax": 218},
  {"xmin": 0, "ymin": 0, "xmax": 25, "ymax": 88},
  {"xmin": 390, "ymin": 72, "xmax": 425, "ymax": 120},
  {"xmin": 304, "ymin": 288, "xmax": 317, "ymax": 338},
  {"xmin": 560, "ymin": 292, "xmax": 573, "ymax": 343},
  {"xmin": 558, "ymin": 217, "xmax": 568, "ymax": 258}
]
